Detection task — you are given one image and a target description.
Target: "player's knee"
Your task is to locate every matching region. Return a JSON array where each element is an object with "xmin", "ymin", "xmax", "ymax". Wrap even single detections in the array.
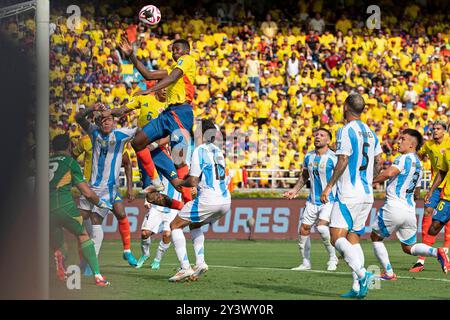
[
  {"xmin": 370, "ymin": 231, "xmax": 382, "ymax": 242},
  {"xmin": 428, "ymin": 226, "xmax": 438, "ymax": 236},
  {"xmin": 78, "ymin": 232, "xmax": 90, "ymax": 243},
  {"xmin": 401, "ymin": 244, "xmax": 411, "ymax": 254},
  {"xmin": 424, "ymin": 207, "xmax": 434, "ymax": 216},
  {"xmin": 162, "ymin": 231, "xmax": 171, "ymax": 241},
  {"xmin": 300, "ymin": 224, "xmax": 311, "ymax": 235},
  {"xmin": 141, "ymin": 230, "xmax": 152, "ymax": 239}
]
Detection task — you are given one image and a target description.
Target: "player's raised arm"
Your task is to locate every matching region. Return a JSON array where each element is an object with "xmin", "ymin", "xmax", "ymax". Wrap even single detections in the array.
[
  {"xmin": 75, "ymin": 103, "xmax": 104, "ymax": 132},
  {"xmin": 119, "ymin": 34, "xmax": 167, "ymax": 81},
  {"xmin": 320, "ymin": 154, "xmax": 348, "ymax": 204},
  {"xmin": 283, "ymin": 167, "xmax": 309, "ymax": 199},
  {"xmin": 134, "ymin": 68, "xmax": 183, "ymax": 96}
]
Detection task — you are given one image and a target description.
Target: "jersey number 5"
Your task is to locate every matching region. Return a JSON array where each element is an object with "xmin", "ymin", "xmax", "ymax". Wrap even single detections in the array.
[{"xmin": 359, "ymin": 142, "xmax": 370, "ymax": 171}]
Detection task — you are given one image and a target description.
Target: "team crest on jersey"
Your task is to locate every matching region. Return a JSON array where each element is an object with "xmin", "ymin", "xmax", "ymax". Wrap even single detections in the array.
[
  {"xmin": 170, "ymin": 171, "xmax": 176, "ymax": 177},
  {"xmin": 320, "ymin": 163, "xmax": 325, "ymax": 169},
  {"xmin": 177, "ymin": 59, "xmax": 183, "ymax": 65}
]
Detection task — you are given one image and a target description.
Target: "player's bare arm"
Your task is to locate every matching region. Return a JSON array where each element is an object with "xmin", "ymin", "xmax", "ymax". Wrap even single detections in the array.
[
  {"xmin": 149, "ymin": 136, "xmax": 171, "ymax": 152},
  {"xmin": 134, "ymin": 68, "xmax": 183, "ymax": 96},
  {"xmin": 179, "ymin": 176, "xmax": 200, "ymax": 188},
  {"xmin": 425, "ymin": 170, "xmax": 446, "ymax": 203},
  {"xmin": 373, "ymin": 154, "xmax": 383, "ymax": 177},
  {"xmin": 122, "ymin": 151, "xmax": 135, "ymax": 201},
  {"xmin": 372, "ymin": 165, "xmax": 400, "ymax": 185},
  {"xmin": 320, "ymin": 154, "xmax": 348, "ymax": 204},
  {"xmin": 119, "ymin": 35, "xmax": 167, "ymax": 81},
  {"xmin": 283, "ymin": 168, "xmax": 308, "ymax": 199}
]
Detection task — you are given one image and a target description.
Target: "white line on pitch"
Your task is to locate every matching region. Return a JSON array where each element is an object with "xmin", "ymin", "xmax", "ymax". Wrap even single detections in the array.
[{"xmin": 182, "ymin": 264, "xmax": 450, "ymax": 283}]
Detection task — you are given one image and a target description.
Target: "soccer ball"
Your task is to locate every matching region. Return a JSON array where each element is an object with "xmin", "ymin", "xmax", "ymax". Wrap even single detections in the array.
[{"xmin": 139, "ymin": 5, "xmax": 161, "ymax": 26}]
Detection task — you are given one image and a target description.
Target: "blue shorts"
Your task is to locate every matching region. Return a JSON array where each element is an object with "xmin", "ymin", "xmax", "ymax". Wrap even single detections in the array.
[
  {"xmin": 142, "ymin": 104, "xmax": 194, "ymax": 160},
  {"xmin": 433, "ymin": 199, "xmax": 450, "ymax": 224},
  {"xmin": 425, "ymin": 188, "xmax": 442, "ymax": 208},
  {"xmin": 138, "ymin": 147, "xmax": 178, "ymax": 188}
]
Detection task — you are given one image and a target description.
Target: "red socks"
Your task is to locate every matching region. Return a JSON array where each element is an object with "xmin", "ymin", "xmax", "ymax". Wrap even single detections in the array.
[
  {"xmin": 445, "ymin": 220, "xmax": 450, "ymax": 248},
  {"xmin": 137, "ymin": 148, "xmax": 158, "ymax": 180},
  {"xmin": 420, "ymin": 215, "xmax": 435, "ymax": 261},
  {"xmin": 177, "ymin": 165, "xmax": 193, "ymax": 203},
  {"xmin": 118, "ymin": 217, "xmax": 131, "ymax": 251}
]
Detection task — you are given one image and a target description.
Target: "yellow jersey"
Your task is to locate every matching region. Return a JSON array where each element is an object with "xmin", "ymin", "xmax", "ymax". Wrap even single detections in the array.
[
  {"xmin": 422, "ymin": 135, "xmax": 450, "ymax": 188},
  {"xmin": 126, "ymin": 94, "xmax": 167, "ymax": 128},
  {"xmin": 72, "ymin": 135, "xmax": 93, "ymax": 181},
  {"xmin": 167, "ymin": 54, "xmax": 196, "ymax": 105},
  {"xmin": 437, "ymin": 149, "xmax": 450, "ymax": 201}
]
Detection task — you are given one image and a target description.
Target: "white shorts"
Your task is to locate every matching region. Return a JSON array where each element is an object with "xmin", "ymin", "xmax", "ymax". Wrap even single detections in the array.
[
  {"xmin": 179, "ymin": 198, "xmax": 231, "ymax": 224},
  {"xmin": 141, "ymin": 206, "xmax": 177, "ymax": 234},
  {"xmin": 301, "ymin": 201, "xmax": 333, "ymax": 226},
  {"xmin": 330, "ymin": 200, "xmax": 373, "ymax": 234},
  {"xmin": 372, "ymin": 201, "xmax": 417, "ymax": 245},
  {"xmin": 78, "ymin": 185, "xmax": 122, "ymax": 218}
]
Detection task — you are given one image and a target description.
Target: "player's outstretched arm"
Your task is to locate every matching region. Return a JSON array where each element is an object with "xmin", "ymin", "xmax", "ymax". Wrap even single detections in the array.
[
  {"xmin": 283, "ymin": 168, "xmax": 308, "ymax": 199},
  {"xmin": 372, "ymin": 166, "xmax": 400, "ymax": 185},
  {"xmin": 134, "ymin": 68, "xmax": 183, "ymax": 96},
  {"xmin": 75, "ymin": 181, "xmax": 110, "ymax": 209},
  {"xmin": 320, "ymin": 154, "xmax": 348, "ymax": 203},
  {"xmin": 75, "ymin": 103, "xmax": 105, "ymax": 132},
  {"xmin": 119, "ymin": 35, "xmax": 167, "ymax": 81}
]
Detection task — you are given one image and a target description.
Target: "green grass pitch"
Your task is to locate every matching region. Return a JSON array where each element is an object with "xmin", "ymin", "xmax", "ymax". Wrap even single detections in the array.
[{"xmin": 50, "ymin": 239, "xmax": 450, "ymax": 300}]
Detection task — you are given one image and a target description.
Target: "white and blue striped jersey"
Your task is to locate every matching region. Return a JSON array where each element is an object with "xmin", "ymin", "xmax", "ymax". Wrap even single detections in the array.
[
  {"xmin": 190, "ymin": 142, "xmax": 231, "ymax": 204},
  {"xmin": 152, "ymin": 172, "xmax": 182, "ymax": 214},
  {"xmin": 386, "ymin": 153, "xmax": 422, "ymax": 207},
  {"xmin": 335, "ymin": 120, "xmax": 383, "ymax": 204},
  {"xmin": 88, "ymin": 123, "xmax": 137, "ymax": 188},
  {"xmin": 304, "ymin": 149, "xmax": 337, "ymax": 205}
]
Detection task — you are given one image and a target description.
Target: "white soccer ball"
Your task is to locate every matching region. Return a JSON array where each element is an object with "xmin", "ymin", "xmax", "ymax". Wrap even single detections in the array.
[{"xmin": 139, "ymin": 5, "xmax": 161, "ymax": 26}]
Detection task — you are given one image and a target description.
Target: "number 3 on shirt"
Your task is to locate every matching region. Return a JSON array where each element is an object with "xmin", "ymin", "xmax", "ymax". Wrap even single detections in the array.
[{"xmin": 49, "ymin": 162, "xmax": 59, "ymax": 181}]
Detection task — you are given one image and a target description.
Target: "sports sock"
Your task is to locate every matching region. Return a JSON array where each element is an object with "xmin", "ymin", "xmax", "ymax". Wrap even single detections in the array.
[
  {"xmin": 298, "ymin": 235, "xmax": 311, "ymax": 265},
  {"xmin": 171, "ymin": 228, "xmax": 190, "ymax": 269},
  {"xmin": 118, "ymin": 217, "xmax": 131, "ymax": 251},
  {"xmin": 91, "ymin": 224, "xmax": 104, "ymax": 256},
  {"xmin": 81, "ymin": 239, "xmax": 100, "ymax": 275},
  {"xmin": 411, "ymin": 243, "xmax": 437, "ymax": 257},
  {"xmin": 334, "ymin": 237, "xmax": 366, "ymax": 279},
  {"xmin": 444, "ymin": 220, "xmax": 450, "ymax": 247},
  {"xmin": 352, "ymin": 272, "xmax": 360, "ymax": 292},
  {"xmin": 420, "ymin": 215, "xmax": 435, "ymax": 261},
  {"xmin": 191, "ymin": 228, "xmax": 205, "ymax": 265},
  {"xmin": 372, "ymin": 241, "xmax": 393, "ymax": 276},
  {"xmin": 155, "ymin": 240, "xmax": 171, "ymax": 262},
  {"xmin": 177, "ymin": 165, "xmax": 193, "ymax": 203},
  {"xmin": 136, "ymin": 148, "xmax": 160, "ymax": 183},
  {"xmin": 141, "ymin": 236, "xmax": 151, "ymax": 257},
  {"xmin": 316, "ymin": 225, "xmax": 337, "ymax": 260}
]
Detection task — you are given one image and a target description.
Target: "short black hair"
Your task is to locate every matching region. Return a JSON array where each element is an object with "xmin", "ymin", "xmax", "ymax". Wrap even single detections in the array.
[
  {"xmin": 317, "ymin": 127, "xmax": 332, "ymax": 140},
  {"xmin": 403, "ymin": 128, "xmax": 423, "ymax": 151},
  {"xmin": 52, "ymin": 134, "xmax": 70, "ymax": 152},
  {"xmin": 173, "ymin": 39, "xmax": 190, "ymax": 51},
  {"xmin": 345, "ymin": 93, "xmax": 365, "ymax": 114},
  {"xmin": 201, "ymin": 118, "xmax": 217, "ymax": 143}
]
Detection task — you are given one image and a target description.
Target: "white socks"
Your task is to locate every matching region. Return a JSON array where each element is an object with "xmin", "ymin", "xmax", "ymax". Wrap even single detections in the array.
[
  {"xmin": 155, "ymin": 240, "xmax": 171, "ymax": 262},
  {"xmin": 411, "ymin": 243, "xmax": 437, "ymax": 257},
  {"xmin": 171, "ymin": 228, "xmax": 190, "ymax": 269},
  {"xmin": 298, "ymin": 235, "xmax": 311, "ymax": 265},
  {"xmin": 91, "ymin": 224, "xmax": 104, "ymax": 257},
  {"xmin": 317, "ymin": 225, "xmax": 337, "ymax": 261},
  {"xmin": 334, "ymin": 237, "xmax": 366, "ymax": 279},
  {"xmin": 372, "ymin": 241, "xmax": 393, "ymax": 276},
  {"xmin": 141, "ymin": 236, "xmax": 151, "ymax": 257},
  {"xmin": 191, "ymin": 228, "xmax": 205, "ymax": 265}
]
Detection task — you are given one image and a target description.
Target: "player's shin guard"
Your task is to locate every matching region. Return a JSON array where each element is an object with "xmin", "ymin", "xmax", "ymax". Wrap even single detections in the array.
[
  {"xmin": 298, "ymin": 235, "xmax": 311, "ymax": 264},
  {"xmin": 372, "ymin": 241, "xmax": 394, "ymax": 275},
  {"xmin": 155, "ymin": 240, "xmax": 171, "ymax": 262},
  {"xmin": 137, "ymin": 148, "xmax": 161, "ymax": 185},
  {"xmin": 91, "ymin": 224, "xmax": 104, "ymax": 256},
  {"xmin": 420, "ymin": 215, "xmax": 435, "ymax": 261},
  {"xmin": 317, "ymin": 225, "xmax": 337, "ymax": 260},
  {"xmin": 141, "ymin": 236, "xmax": 151, "ymax": 257},
  {"xmin": 171, "ymin": 228, "xmax": 190, "ymax": 269},
  {"xmin": 191, "ymin": 228, "xmax": 205, "ymax": 265},
  {"xmin": 411, "ymin": 243, "xmax": 438, "ymax": 257},
  {"xmin": 81, "ymin": 239, "xmax": 101, "ymax": 275},
  {"xmin": 334, "ymin": 238, "xmax": 366, "ymax": 279},
  {"xmin": 177, "ymin": 165, "xmax": 193, "ymax": 203},
  {"xmin": 444, "ymin": 221, "xmax": 450, "ymax": 248},
  {"xmin": 118, "ymin": 217, "xmax": 132, "ymax": 251}
]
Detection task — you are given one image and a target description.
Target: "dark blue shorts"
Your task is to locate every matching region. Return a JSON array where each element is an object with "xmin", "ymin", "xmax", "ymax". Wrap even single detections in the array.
[
  {"xmin": 433, "ymin": 199, "xmax": 450, "ymax": 224},
  {"xmin": 138, "ymin": 147, "xmax": 178, "ymax": 188},
  {"xmin": 425, "ymin": 188, "xmax": 442, "ymax": 208}
]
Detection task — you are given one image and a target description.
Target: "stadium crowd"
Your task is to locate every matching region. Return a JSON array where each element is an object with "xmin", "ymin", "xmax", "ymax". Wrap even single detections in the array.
[{"xmin": 3, "ymin": 0, "xmax": 449, "ymax": 190}]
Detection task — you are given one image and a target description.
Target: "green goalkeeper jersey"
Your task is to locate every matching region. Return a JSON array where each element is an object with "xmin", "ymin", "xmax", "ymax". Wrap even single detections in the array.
[{"xmin": 50, "ymin": 154, "xmax": 85, "ymax": 210}]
